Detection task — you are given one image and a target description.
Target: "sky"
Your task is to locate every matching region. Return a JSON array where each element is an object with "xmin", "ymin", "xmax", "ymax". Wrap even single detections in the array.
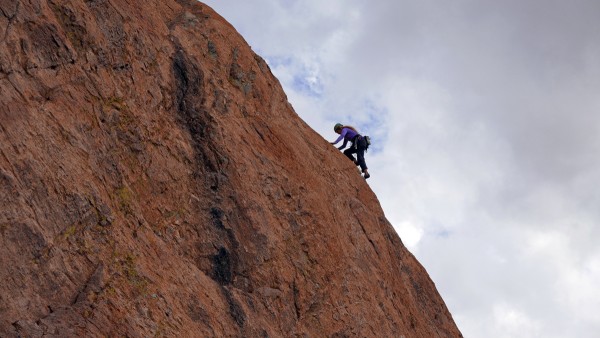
[{"xmin": 201, "ymin": 1, "xmax": 600, "ymax": 337}]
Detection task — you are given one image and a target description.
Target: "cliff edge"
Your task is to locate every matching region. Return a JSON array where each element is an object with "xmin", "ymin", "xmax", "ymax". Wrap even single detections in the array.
[{"xmin": 0, "ymin": 0, "xmax": 462, "ymax": 336}]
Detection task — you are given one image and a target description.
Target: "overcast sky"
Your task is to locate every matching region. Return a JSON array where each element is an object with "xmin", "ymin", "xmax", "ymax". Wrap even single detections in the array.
[{"xmin": 202, "ymin": 1, "xmax": 600, "ymax": 337}]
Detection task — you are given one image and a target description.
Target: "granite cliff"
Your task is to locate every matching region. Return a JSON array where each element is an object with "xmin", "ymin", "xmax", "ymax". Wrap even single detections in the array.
[{"xmin": 0, "ymin": 0, "xmax": 462, "ymax": 336}]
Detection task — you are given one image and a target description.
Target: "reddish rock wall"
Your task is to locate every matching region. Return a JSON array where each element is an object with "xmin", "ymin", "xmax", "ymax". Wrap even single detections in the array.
[{"xmin": 0, "ymin": 0, "xmax": 462, "ymax": 336}]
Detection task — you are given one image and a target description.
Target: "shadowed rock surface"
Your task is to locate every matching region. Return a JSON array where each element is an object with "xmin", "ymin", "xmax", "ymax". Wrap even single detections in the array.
[{"xmin": 0, "ymin": 0, "xmax": 462, "ymax": 336}]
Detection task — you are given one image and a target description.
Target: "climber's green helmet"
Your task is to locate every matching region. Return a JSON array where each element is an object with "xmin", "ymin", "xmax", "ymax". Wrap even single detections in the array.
[{"xmin": 334, "ymin": 123, "xmax": 343, "ymax": 132}]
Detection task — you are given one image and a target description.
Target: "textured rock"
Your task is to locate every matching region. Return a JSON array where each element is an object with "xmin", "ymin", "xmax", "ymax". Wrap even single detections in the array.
[{"xmin": 0, "ymin": 0, "xmax": 462, "ymax": 337}]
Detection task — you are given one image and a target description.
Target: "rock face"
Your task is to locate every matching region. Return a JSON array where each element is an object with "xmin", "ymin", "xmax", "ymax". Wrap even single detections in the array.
[{"xmin": 0, "ymin": 0, "xmax": 462, "ymax": 337}]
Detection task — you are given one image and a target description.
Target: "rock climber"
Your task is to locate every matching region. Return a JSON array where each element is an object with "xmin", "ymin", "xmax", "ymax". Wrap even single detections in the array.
[{"xmin": 331, "ymin": 123, "xmax": 370, "ymax": 179}]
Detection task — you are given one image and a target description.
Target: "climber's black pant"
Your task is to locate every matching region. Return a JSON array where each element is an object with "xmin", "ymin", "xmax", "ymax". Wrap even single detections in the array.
[{"xmin": 343, "ymin": 136, "xmax": 368, "ymax": 172}]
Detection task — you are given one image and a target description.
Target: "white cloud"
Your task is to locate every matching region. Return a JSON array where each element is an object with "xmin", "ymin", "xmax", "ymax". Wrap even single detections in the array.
[
  {"xmin": 203, "ymin": 1, "xmax": 600, "ymax": 337},
  {"xmin": 492, "ymin": 302, "xmax": 542, "ymax": 338},
  {"xmin": 394, "ymin": 220, "xmax": 424, "ymax": 248}
]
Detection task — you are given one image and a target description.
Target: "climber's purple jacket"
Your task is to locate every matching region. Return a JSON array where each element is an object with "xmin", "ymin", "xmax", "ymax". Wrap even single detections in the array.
[{"xmin": 332, "ymin": 127, "xmax": 358, "ymax": 150}]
